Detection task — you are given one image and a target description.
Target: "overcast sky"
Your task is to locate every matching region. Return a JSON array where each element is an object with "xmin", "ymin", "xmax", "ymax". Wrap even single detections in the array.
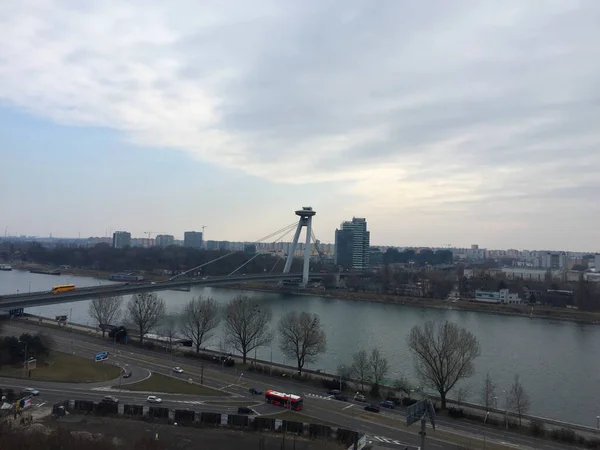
[{"xmin": 1, "ymin": 1, "xmax": 599, "ymax": 251}]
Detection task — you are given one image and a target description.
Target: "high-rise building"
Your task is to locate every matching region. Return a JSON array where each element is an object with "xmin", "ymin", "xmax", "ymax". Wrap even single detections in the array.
[
  {"xmin": 334, "ymin": 217, "xmax": 370, "ymax": 271},
  {"xmin": 184, "ymin": 231, "xmax": 203, "ymax": 249},
  {"xmin": 112, "ymin": 231, "xmax": 131, "ymax": 249},
  {"xmin": 155, "ymin": 234, "xmax": 175, "ymax": 247}
]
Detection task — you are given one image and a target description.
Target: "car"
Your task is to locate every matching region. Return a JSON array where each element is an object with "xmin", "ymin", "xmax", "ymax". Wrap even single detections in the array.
[
  {"xmin": 354, "ymin": 394, "xmax": 366, "ymax": 402},
  {"xmin": 172, "ymin": 367, "xmax": 184, "ymax": 374},
  {"xmin": 364, "ymin": 404, "xmax": 380, "ymax": 413},
  {"xmin": 380, "ymin": 400, "xmax": 395, "ymax": 409},
  {"xmin": 327, "ymin": 389, "xmax": 341, "ymax": 396},
  {"xmin": 238, "ymin": 406, "xmax": 254, "ymax": 414},
  {"xmin": 249, "ymin": 388, "xmax": 262, "ymax": 395},
  {"xmin": 147, "ymin": 396, "xmax": 162, "ymax": 404},
  {"xmin": 101, "ymin": 396, "xmax": 119, "ymax": 404},
  {"xmin": 22, "ymin": 388, "xmax": 39, "ymax": 396},
  {"xmin": 122, "ymin": 371, "xmax": 132, "ymax": 378},
  {"xmin": 333, "ymin": 393, "xmax": 347, "ymax": 402}
]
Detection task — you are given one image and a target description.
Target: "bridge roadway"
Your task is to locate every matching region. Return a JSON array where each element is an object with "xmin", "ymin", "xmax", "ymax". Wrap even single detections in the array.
[{"xmin": 0, "ymin": 273, "xmax": 317, "ymax": 308}]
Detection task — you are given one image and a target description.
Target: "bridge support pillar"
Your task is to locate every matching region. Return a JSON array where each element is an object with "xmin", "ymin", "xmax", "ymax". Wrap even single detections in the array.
[{"xmin": 283, "ymin": 207, "xmax": 316, "ymax": 287}]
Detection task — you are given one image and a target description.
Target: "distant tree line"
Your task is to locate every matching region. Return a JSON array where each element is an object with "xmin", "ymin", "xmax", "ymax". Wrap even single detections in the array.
[
  {"xmin": 7, "ymin": 241, "xmax": 325, "ymax": 276},
  {"xmin": 383, "ymin": 248, "xmax": 453, "ymax": 266}
]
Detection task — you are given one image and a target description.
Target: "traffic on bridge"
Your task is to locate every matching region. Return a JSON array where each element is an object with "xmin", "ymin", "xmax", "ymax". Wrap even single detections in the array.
[{"xmin": 0, "ymin": 273, "xmax": 321, "ymax": 309}]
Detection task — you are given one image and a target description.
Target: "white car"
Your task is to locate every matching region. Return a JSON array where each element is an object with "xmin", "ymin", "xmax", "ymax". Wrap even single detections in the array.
[
  {"xmin": 172, "ymin": 366, "xmax": 183, "ymax": 374},
  {"xmin": 23, "ymin": 388, "xmax": 40, "ymax": 396},
  {"xmin": 147, "ymin": 395, "xmax": 162, "ymax": 404}
]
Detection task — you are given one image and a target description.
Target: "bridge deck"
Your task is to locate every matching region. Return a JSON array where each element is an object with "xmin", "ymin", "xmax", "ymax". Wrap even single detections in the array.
[{"xmin": 0, "ymin": 273, "xmax": 322, "ymax": 309}]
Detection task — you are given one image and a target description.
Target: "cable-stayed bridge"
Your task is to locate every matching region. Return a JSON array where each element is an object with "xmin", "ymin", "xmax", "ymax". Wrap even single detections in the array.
[{"xmin": 0, "ymin": 207, "xmax": 326, "ymax": 310}]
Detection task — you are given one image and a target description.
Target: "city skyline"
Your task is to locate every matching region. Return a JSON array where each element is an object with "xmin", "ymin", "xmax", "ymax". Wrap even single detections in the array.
[{"xmin": 2, "ymin": 2, "xmax": 600, "ymax": 250}]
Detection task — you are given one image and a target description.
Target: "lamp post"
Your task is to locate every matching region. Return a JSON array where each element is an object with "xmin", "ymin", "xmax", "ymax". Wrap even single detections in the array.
[
  {"xmin": 69, "ymin": 308, "xmax": 74, "ymax": 354},
  {"xmin": 503, "ymin": 389, "xmax": 508, "ymax": 429},
  {"xmin": 19, "ymin": 341, "xmax": 28, "ymax": 379},
  {"xmin": 339, "ymin": 365, "xmax": 344, "ymax": 392}
]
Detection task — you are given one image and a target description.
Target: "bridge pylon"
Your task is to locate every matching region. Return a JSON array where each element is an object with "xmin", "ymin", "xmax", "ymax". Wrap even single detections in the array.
[{"xmin": 282, "ymin": 206, "xmax": 316, "ymax": 287}]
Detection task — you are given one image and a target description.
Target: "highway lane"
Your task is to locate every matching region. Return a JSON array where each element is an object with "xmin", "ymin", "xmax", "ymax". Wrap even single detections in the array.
[
  {"xmin": 3, "ymin": 322, "xmax": 560, "ymax": 450},
  {"xmin": 0, "ymin": 378, "xmax": 252, "ymax": 414},
  {"xmin": 0, "ymin": 273, "xmax": 313, "ymax": 307}
]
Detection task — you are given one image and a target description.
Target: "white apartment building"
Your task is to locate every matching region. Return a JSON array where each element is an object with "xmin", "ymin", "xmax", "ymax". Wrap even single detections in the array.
[{"xmin": 474, "ymin": 289, "xmax": 522, "ymax": 304}]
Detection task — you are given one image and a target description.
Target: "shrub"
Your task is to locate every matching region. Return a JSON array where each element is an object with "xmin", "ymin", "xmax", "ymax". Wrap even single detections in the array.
[{"xmin": 529, "ymin": 419, "xmax": 545, "ymax": 437}]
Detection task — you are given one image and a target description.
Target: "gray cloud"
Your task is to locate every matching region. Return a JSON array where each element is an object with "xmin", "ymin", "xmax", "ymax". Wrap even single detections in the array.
[{"xmin": 1, "ymin": 0, "xmax": 600, "ymax": 248}]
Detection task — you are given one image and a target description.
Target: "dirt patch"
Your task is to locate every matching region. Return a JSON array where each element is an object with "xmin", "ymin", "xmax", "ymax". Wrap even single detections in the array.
[{"xmin": 42, "ymin": 416, "xmax": 346, "ymax": 450}]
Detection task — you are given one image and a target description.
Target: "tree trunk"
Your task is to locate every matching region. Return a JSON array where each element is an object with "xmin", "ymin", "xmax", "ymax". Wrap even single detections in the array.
[
  {"xmin": 440, "ymin": 391, "xmax": 447, "ymax": 409},
  {"xmin": 139, "ymin": 326, "xmax": 144, "ymax": 345},
  {"xmin": 196, "ymin": 340, "xmax": 200, "ymax": 353},
  {"xmin": 242, "ymin": 353, "xmax": 247, "ymax": 364},
  {"xmin": 102, "ymin": 329, "xmax": 106, "ymax": 338}
]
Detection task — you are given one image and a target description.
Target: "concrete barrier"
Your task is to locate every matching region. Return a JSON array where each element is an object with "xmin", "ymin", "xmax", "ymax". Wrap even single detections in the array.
[{"xmin": 57, "ymin": 399, "xmax": 365, "ymax": 447}]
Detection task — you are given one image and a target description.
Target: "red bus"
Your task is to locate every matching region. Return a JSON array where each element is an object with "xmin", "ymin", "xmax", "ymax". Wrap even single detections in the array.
[{"xmin": 264, "ymin": 390, "xmax": 303, "ymax": 411}]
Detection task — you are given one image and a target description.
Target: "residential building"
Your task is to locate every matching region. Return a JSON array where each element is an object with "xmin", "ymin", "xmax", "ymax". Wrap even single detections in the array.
[
  {"xmin": 184, "ymin": 231, "xmax": 203, "ymax": 249},
  {"xmin": 155, "ymin": 234, "xmax": 175, "ymax": 247},
  {"xmin": 474, "ymin": 289, "xmax": 521, "ymax": 304},
  {"xmin": 334, "ymin": 217, "xmax": 370, "ymax": 271},
  {"xmin": 112, "ymin": 231, "xmax": 131, "ymax": 249},
  {"xmin": 244, "ymin": 244, "xmax": 257, "ymax": 255}
]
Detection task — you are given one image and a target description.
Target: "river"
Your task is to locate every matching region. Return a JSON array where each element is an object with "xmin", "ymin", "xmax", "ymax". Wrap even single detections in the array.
[{"xmin": 1, "ymin": 270, "xmax": 599, "ymax": 427}]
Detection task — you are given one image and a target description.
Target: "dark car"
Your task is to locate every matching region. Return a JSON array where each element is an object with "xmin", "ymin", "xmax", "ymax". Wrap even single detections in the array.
[
  {"xmin": 380, "ymin": 400, "xmax": 395, "ymax": 409},
  {"xmin": 122, "ymin": 371, "xmax": 132, "ymax": 378},
  {"xmin": 238, "ymin": 407, "xmax": 253, "ymax": 414},
  {"xmin": 101, "ymin": 396, "xmax": 119, "ymax": 404},
  {"xmin": 364, "ymin": 404, "xmax": 380, "ymax": 413},
  {"xmin": 333, "ymin": 393, "xmax": 347, "ymax": 402},
  {"xmin": 249, "ymin": 388, "xmax": 262, "ymax": 395},
  {"xmin": 327, "ymin": 389, "xmax": 341, "ymax": 396}
]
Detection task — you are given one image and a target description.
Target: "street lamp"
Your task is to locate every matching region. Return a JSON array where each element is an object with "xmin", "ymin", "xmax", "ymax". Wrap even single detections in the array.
[
  {"xmin": 503, "ymin": 389, "xmax": 508, "ymax": 429},
  {"xmin": 339, "ymin": 365, "xmax": 344, "ymax": 392},
  {"xmin": 18, "ymin": 340, "xmax": 28, "ymax": 379},
  {"xmin": 69, "ymin": 308, "xmax": 74, "ymax": 354}
]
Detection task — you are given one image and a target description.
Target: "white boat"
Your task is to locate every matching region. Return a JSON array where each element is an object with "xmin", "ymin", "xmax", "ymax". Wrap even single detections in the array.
[{"xmin": 0, "ymin": 264, "xmax": 12, "ymax": 271}]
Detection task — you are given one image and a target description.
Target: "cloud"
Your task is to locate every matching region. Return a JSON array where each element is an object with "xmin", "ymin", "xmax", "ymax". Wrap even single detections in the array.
[{"xmin": 1, "ymin": 0, "xmax": 600, "ymax": 239}]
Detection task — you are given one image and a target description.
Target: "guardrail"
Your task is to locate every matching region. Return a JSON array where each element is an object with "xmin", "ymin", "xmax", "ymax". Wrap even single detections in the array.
[{"xmin": 0, "ymin": 273, "xmax": 323, "ymax": 308}]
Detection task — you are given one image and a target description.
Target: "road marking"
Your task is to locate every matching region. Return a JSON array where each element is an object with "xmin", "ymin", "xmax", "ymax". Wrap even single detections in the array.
[
  {"xmin": 37, "ymin": 402, "xmax": 47, "ymax": 407},
  {"xmin": 305, "ymin": 393, "xmax": 332, "ymax": 401},
  {"xmin": 342, "ymin": 404, "xmax": 355, "ymax": 411},
  {"xmin": 369, "ymin": 435, "xmax": 412, "ymax": 447}
]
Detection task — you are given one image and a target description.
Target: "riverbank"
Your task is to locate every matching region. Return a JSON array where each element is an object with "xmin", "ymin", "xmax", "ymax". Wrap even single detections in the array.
[
  {"xmin": 8, "ymin": 261, "xmax": 600, "ymax": 324},
  {"xmin": 9, "ymin": 262, "xmax": 168, "ymax": 282},
  {"xmin": 228, "ymin": 282, "xmax": 600, "ymax": 325}
]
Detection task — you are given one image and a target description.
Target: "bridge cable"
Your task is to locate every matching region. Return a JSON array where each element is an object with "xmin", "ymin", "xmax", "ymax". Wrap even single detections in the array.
[
  {"xmin": 169, "ymin": 221, "xmax": 299, "ymax": 280},
  {"xmin": 229, "ymin": 224, "xmax": 297, "ymax": 276}
]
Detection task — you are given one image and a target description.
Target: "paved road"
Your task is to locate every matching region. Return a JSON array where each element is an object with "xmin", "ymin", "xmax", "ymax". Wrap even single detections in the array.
[{"xmin": 0, "ymin": 322, "xmax": 571, "ymax": 450}]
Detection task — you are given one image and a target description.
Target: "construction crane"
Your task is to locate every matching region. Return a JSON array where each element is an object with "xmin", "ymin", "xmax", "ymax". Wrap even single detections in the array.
[{"xmin": 145, "ymin": 231, "xmax": 166, "ymax": 239}]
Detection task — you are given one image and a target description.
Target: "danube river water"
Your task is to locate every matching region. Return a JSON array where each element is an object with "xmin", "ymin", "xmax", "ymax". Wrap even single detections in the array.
[{"xmin": 1, "ymin": 270, "xmax": 599, "ymax": 426}]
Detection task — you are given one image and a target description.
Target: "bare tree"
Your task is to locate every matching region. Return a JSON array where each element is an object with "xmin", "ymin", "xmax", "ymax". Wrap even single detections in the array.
[
  {"xmin": 180, "ymin": 296, "xmax": 220, "ymax": 353},
  {"xmin": 127, "ymin": 292, "xmax": 166, "ymax": 345},
  {"xmin": 369, "ymin": 348, "xmax": 389, "ymax": 397},
  {"xmin": 482, "ymin": 372, "xmax": 496, "ymax": 411},
  {"xmin": 224, "ymin": 295, "xmax": 272, "ymax": 364},
  {"xmin": 393, "ymin": 374, "xmax": 413, "ymax": 397},
  {"xmin": 160, "ymin": 316, "xmax": 178, "ymax": 357},
  {"xmin": 350, "ymin": 349, "xmax": 371, "ymax": 393},
  {"xmin": 278, "ymin": 311, "xmax": 327, "ymax": 375},
  {"xmin": 456, "ymin": 386, "xmax": 471, "ymax": 408},
  {"xmin": 407, "ymin": 320, "xmax": 481, "ymax": 409},
  {"xmin": 508, "ymin": 374, "xmax": 531, "ymax": 426},
  {"xmin": 88, "ymin": 295, "xmax": 122, "ymax": 337}
]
